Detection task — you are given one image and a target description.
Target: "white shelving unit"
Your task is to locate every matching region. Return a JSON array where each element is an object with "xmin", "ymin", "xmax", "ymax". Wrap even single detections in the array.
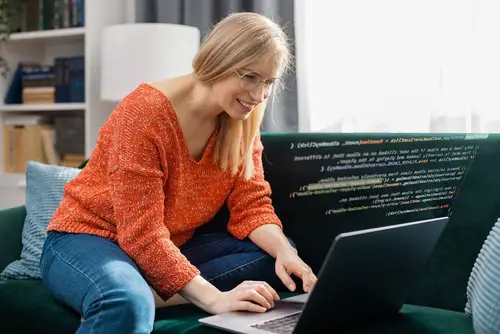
[
  {"xmin": 0, "ymin": 102, "xmax": 86, "ymax": 112},
  {"xmin": 0, "ymin": 0, "xmax": 133, "ymax": 209},
  {"xmin": 9, "ymin": 27, "xmax": 86, "ymax": 42}
]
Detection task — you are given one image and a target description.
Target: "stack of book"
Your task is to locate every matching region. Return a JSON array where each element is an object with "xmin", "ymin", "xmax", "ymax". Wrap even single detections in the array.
[
  {"xmin": 3, "ymin": 114, "xmax": 86, "ymax": 172},
  {"xmin": 22, "ymin": 64, "xmax": 55, "ymax": 104},
  {"xmin": 4, "ymin": 56, "xmax": 84, "ymax": 105},
  {"xmin": 3, "ymin": 115, "xmax": 59, "ymax": 173}
]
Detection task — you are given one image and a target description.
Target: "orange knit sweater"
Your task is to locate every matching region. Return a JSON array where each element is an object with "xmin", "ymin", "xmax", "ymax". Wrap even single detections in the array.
[{"xmin": 47, "ymin": 83, "xmax": 282, "ymax": 300}]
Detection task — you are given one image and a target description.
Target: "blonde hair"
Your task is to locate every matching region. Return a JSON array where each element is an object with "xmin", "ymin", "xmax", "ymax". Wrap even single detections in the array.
[{"xmin": 192, "ymin": 12, "xmax": 292, "ymax": 179}]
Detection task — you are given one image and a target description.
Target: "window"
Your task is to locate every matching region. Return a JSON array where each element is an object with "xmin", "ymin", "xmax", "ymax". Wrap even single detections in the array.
[{"xmin": 295, "ymin": 0, "xmax": 500, "ymax": 133}]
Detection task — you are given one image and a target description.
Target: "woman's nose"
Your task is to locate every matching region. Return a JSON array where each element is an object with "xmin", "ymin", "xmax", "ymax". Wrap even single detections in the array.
[{"xmin": 249, "ymin": 84, "xmax": 269, "ymax": 102}]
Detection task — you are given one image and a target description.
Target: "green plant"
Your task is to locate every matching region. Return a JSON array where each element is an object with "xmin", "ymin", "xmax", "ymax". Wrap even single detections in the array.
[{"xmin": 0, "ymin": 0, "xmax": 23, "ymax": 78}]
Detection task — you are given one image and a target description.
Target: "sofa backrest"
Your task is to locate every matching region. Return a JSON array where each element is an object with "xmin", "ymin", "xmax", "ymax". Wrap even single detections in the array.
[
  {"xmin": 4, "ymin": 132, "xmax": 498, "ymax": 313},
  {"xmin": 251, "ymin": 132, "xmax": 500, "ymax": 312}
]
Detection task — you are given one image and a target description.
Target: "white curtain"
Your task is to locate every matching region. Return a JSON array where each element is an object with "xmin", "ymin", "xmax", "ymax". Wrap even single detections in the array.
[{"xmin": 294, "ymin": 0, "xmax": 500, "ymax": 133}]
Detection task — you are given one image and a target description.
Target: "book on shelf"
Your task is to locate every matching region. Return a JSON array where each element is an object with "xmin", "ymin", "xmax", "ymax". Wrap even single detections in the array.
[
  {"xmin": 17, "ymin": 0, "xmax": 85, "ymax": 32},
  {"xmin": 2, "ymin": 115, "xmax": 55, "ymax": 173},
  {"xmin": 21, "ymin": 63, "xmax": 55, "ymax": 104},
  {"xmin": 3, "ymin": 114, "xmax": 85, "ymax": 172},
  {"xmin": 3, "ymin": 57, "xmax": 85, "ymax": 105},
  {"xmin": 40, "ymin": 0, "xmax": 85, "ymax": 30},
  {"xmin": 54, "ymin": 56, "xmax": 85, "ymax": 103},
  {"xmin": 59, "ymin": 153, "xmax": 85, "ymax": 167},
  {"xmin": 23, "ymin": 87, "xmax": 56, "ymax": 104}
]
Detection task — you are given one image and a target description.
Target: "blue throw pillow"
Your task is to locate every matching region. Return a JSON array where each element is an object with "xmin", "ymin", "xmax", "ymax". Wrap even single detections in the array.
[
  {"xmin": 465, "ymin": 218, "xmax": 500, "ymax": 334},
  {"xmin": 0, "ymin": 161, "xmax": 80, "ymax": 280}
]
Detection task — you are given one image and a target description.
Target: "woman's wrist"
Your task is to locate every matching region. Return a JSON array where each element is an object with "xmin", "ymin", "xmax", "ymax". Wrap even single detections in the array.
[
  {"xmin": 179, "ymin": 275, "xmax": 222, "ymax": 313},
  {"xmin": 276, "ymin": 243, "xmax": 297, "ymax": 258},
  {"xmin": 248, "ymin": 224, "xmax": 295, "ymax": 258}
]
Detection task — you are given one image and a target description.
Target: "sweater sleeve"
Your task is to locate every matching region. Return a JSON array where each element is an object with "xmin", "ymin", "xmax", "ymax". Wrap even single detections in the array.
[
  {"xmin": 107, "ymin": 97, "xmax": 200, "ymax": 300},
  {"xmin": 226, "ymin": 132, "xmax": 283, "ymax": 239}
]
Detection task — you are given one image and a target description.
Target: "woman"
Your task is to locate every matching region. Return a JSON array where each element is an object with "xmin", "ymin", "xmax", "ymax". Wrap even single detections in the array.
[{"xmin": 40, "ymin": 12, "xmax": 317, "ymax": 334}]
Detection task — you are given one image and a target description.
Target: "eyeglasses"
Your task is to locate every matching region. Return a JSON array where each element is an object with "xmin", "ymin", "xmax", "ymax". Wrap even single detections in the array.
[{"xmin": 234, "ymin": 70, "xmax": 281, "ymax": 95}]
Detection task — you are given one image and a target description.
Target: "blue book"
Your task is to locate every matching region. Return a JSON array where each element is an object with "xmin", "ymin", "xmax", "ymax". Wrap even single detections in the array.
[{"xmin": 4, "ymin": 64, "xmax": 23, "ymax": 104}]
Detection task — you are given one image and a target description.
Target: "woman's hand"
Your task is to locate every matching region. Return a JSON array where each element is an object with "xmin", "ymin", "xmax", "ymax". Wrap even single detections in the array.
[
  {"xmin": 208, "ymin": 281, "xmax": 280, "ymax": 314},
  {"xmin": 275, "ymin": 247, "xmax": 317, "ymax": 293},
  {"xmin": 246, "ymin": 224, "xmax": 317, "ymax": 293}
]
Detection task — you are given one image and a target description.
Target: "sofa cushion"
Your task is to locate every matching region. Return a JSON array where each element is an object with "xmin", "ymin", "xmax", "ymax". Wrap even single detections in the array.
[
  {"xmin": 465, "ymin": 218, "xmax": 500, "ymax": 333},
  {"xmin": 0, "ymin": 162, "xmax": 80, "ymax": 280},
  {"xmin": 0, "ymin": 279, "xmax": 80, "ymax": 334},
  {"xmin": 386, "ymin": 305, "xmax": 473, "ymax": 334}
]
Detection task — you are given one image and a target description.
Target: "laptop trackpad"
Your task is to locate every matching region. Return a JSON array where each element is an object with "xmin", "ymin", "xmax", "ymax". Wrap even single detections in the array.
[
  {"xmin": 198, "ymin": 294, "xmax": 307, "ymax": 333},
  {"xmin": 281, "ymin": 293, "xmax": 309, "ymax": 303}
]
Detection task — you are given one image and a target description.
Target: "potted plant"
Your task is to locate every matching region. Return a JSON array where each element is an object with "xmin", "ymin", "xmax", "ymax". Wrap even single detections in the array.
[{"xmin": 0, "ymin": 0, "xmax": 23, "ymax": 77}]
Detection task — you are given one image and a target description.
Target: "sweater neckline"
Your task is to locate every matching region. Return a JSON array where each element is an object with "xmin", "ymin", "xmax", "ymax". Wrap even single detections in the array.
[{"xmin": 142, "ymin": 82, "xmax": 220, "ymax": 165}]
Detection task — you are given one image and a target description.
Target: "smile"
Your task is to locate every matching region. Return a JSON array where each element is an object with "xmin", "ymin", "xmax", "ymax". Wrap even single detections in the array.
[{"xmin": 237, "ymin": 98, "xmax": 256, "ymax": 110}]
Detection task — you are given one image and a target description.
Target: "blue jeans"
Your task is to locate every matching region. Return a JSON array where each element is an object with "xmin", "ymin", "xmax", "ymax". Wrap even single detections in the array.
[{"xmin": 40, "ymin": 230, "xmax": 288, "ymax": 334}]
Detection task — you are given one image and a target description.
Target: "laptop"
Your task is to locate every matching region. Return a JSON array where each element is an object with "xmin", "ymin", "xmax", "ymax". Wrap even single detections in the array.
[{"xmin": 199, "ymin": 216, "xmax": 449, "ymax": 333}]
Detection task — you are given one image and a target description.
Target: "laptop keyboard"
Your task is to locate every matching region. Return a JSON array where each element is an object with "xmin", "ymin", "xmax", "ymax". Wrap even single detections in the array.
[{"xmin": 250, "ymin": 312, "xmax": 301, "ymax": 334}]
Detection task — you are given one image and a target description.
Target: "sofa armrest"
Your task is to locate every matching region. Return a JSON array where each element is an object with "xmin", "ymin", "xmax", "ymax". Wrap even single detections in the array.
[{"xmin": 0, "ymin": 206, "xmax": 26, "ymax": 272}]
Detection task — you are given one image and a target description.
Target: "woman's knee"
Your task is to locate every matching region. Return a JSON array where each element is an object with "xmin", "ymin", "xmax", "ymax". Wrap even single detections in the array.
[
  {"xmin": 103, "ymin": 286, "xmax": 155, "ymax": 319},
  {"xmin": 40, "ymin": 232, "xmax": 155, "ymax": 332},
  {"xmin": 88, "ymin": 262, "xmax": 156, "ymax": 326},
  {"xmin": 203, "ymin": 250, "xmax": 281, "ymax": 292},
  {"xmin": 82, "ymin": 284, "xmax": 155, "ymax": 333}
]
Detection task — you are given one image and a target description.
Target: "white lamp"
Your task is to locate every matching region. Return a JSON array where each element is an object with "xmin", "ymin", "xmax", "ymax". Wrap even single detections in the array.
[{"xmin": 100, "ymin": 23, "xmax": 201, "ymax": 102}]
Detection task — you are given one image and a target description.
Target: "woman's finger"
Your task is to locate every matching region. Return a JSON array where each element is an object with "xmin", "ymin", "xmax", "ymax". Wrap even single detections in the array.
[
  {"xmin": 251, "ymin": 283, "xmax": 276, "ymax": 307},
  {"xmin": 235, "ymin": 301, "xmax": 267, "ymax": 313},
  {"xmin": 241, "ymin": 281, "xmax": 279, "ymax": 301},
  {"xmin": 243, "ymin": 288, "xmax": 272, "ymax": 309},
  {"xmin": 276, "ymin": 264, "xmax": 296, "ymax": 291},
  {"xmin": 257, "ymin": 281, "xmax": 280, "ymax": 301},
  {"xmin": 302, "ymin": 270, "xmax": 315, "ymax": 293}
]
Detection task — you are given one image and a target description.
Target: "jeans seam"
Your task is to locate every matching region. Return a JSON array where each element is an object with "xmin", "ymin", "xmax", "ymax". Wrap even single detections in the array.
[
  {"xmin": 49, "ymin": 243, "xmax": 103, "ymax": 333},
  {"xmin": 207, "ymin": 254, "xmax": 268, "ymax": 282}
]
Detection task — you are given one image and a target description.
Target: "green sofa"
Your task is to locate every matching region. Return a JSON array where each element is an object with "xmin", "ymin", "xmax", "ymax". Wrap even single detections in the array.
[{"xmin": 2, "ymin": 131, "xmax": 500, "ymax": 333}]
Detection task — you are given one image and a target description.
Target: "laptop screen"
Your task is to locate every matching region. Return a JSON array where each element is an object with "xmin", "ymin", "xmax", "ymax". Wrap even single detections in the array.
[{"xmin": 261, "ymin": 133, "xmax": 491, "ymax": 272}]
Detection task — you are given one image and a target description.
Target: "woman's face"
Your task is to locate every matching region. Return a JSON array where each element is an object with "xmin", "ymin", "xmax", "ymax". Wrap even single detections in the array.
[{"xmin": 212, "ymin": 58, "xmax": 280, "ymax": 120}]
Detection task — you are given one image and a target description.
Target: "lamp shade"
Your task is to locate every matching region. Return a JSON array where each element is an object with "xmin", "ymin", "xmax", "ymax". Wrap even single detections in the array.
[{"xmin": 100, "ymin": 23, "xmax": 201, "ymax": 101}]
